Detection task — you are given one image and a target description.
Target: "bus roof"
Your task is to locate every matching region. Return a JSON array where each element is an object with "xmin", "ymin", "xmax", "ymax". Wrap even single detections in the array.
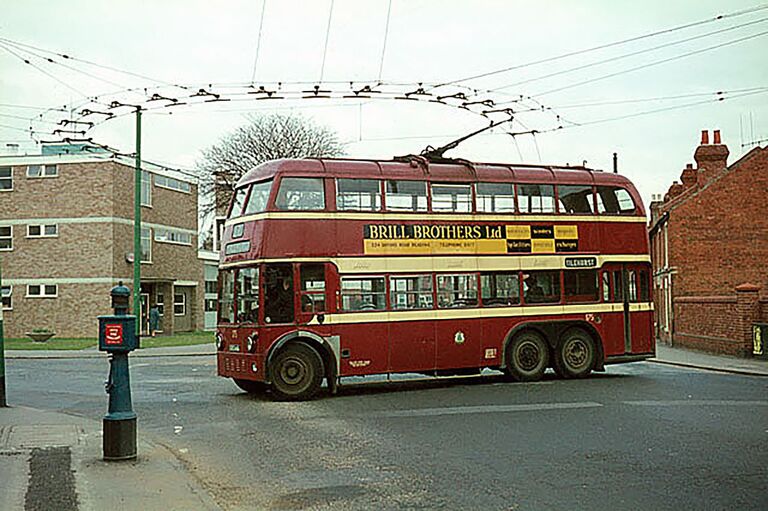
[{"xmin": 237, "ymin": 157, "xmax": 635, "ymax": 189}]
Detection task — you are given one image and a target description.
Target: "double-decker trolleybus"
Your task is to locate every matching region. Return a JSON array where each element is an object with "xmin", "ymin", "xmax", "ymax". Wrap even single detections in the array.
[{"xmin": 216, "ymin": 156, "xmax": 654, "ymax": 400}]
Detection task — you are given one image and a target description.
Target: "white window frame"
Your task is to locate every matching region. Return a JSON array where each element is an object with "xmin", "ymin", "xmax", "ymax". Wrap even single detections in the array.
[
  {"xmin": 174, "ymin": 292, "xmax": 186, "ymax": 316},
  {"xmin": 0, "ymin": 166, "xmax": 12, "ymax": 191},
  {"xmin": 27, "ymin": 284, "xmax": 58, "ymax": 298},
  {"xmin": 154, "ymin": 228, "xmax": 193, "ymax": 246},
  {"xmin": 156, "ymin": 292, "xmax": 164, "ymax": 316},
  {"xmin": 0, "ymin": 225, "xmax": 12, "ymax": 251},
  {"xmin": 1, "ymin": 285, "xmax": 12, "ymax": 310},
  {"xmin": 27, "ymin": 164, "xmax": 58, "ymax": 178},
  {"xmin": 140, "ymin": 171, "xmax": 152, "ymax": 207},
  {"xmin": 140, "ymin": 227, "xmax": 152, "ymax": 263},
  {"xmin": 27, "ymin": 224, "xmax": 58, "ymax": 238},
  {"xmin": 155, "ymin": 175, "xmax": 191, "ymax": 193}
]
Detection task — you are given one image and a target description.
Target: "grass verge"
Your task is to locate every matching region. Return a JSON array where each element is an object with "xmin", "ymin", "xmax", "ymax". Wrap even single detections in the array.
[{"xmin": 4, "ymin": 330, "xmax": 214, "ymax": 350}]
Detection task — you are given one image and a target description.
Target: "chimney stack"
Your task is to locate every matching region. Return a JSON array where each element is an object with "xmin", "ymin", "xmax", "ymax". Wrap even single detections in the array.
[
  {"xmin": 694, "ymin": 129, "xmax": 728, "ymax": 186},
  {"xmin": 680, "ymin": 162, "xmax": 697, "ymax": 189}
]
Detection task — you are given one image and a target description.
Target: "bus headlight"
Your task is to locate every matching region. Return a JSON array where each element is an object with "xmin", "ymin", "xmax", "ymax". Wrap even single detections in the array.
[
  {"xmin": 215, "ymin": 333, "xmax": 225, "ymax": 351},
  {"xmin": 246, "ymin": 333, "xmax": 258, "ymax": 353}
]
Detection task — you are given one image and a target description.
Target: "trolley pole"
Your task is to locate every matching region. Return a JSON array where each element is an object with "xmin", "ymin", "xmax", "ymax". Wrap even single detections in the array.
[
  {"xmin": 133, "ymin": 108, "xmax": 142, "ymax": 335},
  {"xmin": 1, "ymin": 258, "xmax": 7, "ymax": 407}
]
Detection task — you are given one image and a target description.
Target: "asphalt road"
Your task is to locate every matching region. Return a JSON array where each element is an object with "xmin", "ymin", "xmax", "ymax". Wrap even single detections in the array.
[{"xmin": 6, "ymin": 356, "xmax": 768, "ymax": 511}]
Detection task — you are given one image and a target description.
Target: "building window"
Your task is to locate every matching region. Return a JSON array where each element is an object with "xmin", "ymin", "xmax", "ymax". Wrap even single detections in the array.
[
  {"xmin": 275, "ymin": 177, "xmax": 325, "ymax": 211},
  {"xmin": 1, "ymin": 285, "xmax": 11, "ymax": 310},
  {"xmin": 0, "ymin": 166, "xmax": 13, "ymax": 190},
  {"xmin": 27, "ymin": 224, "xmax": 58, "ymax": 238},
  {"xmin": 337, "ymin": 179, "xmax": 382, "ymax": 211},
  {"xmin": 0, "ymin": 226, "xmax": 12, "ymax": 250},
  {"xmin": 390, "ymin": 275, "xmax": 433, "ymax": 310},
  {"xmin": 156, "ymin": 293, "xmax": 164, "ymax": 316},
  {"xmin": 340, "ymin": 277, "xmax": 386, "ymax": 311},
  {"xmin": 476, "ymin": 182, "xmax": 515, "ymax": 213},
  {"xmin": 140, "ymin": 227, "xmax": 152, "ymax": 262},
  {"xmin": 27, "ymin": 284, "xmax": 58, "ymax": 298},
  {"xmin": 431, "ymin": 183, "xmax": 472, "ymax": 213},
  {"xmin": 205, "ymin": 280, "xmax": 217, "ymax": 294},
  {"xmin": 155, "ymin": 175, "xmax": 191, "ymax": 193},
  {"xmin": 26, "ymin": 164, "xmax": 58, "ymax": 178},
  {"xmin": 205, "ymin": 299, "xmax": 217, "ymax": 312},
  {"xmin": 517, "ymin": 184, "xmax": 555, "ymax": 214},
  {"xmin": 174, "ymin": 292, "xmax": 186, "ymax": 316},
  {"xmin": 523, "ymin": 271, "xmax": 560, "ymax": 304},
  {"xmin": 481, "ymin": 272, "xmax": 520, "ymax": 306},
  {"xmin": 386, "ymin": 180, "xmax": 427, "ymax": 212},
  {"xmin": 437, "ymin": 274, "xmax": 478, "ymax": 308},
  {"xmin": 564, "ymin": 270, "xmax": 599, "ymax": 303},
  {"xmin": 141, "ymin": 171, "xmax": 152, "ymax": 206},
  {"xmin": 154, "ymin": 228, "xmax": 192, "ymax": 245}
]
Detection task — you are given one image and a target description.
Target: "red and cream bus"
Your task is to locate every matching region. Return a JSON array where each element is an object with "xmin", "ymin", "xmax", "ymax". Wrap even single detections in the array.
[{"xmin": 216, "ymin": 157, "xmax": 654, "ymax": 400}]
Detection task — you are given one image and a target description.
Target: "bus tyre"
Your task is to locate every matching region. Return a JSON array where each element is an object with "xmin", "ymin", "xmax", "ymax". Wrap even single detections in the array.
[
  {"xmin": 553, "ymin": 329, "xmax": 596, "ymax": 379},
  {"xmin": 233, "ymin": 378, "xmax": 267, "ymax": 394},
  {"xmin": 505, "ymin": 331, "xmax": 549, "ymax": 382},
  {"xmin": 270, "ymin": 342, "xmax": 324, "ymax": 401}
]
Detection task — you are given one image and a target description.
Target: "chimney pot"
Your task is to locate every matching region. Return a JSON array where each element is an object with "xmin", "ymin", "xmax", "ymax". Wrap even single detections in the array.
[
  {"xmin": 685, "ymin": 163, "xmax": 693, "ymax": 169},
  {"xmin": 713, "ymin": 129, "xmax": 721, "ymax": 144},
  {"xmin": 700, "ymin": 130, "xmax": 709, "ymax": 145}
]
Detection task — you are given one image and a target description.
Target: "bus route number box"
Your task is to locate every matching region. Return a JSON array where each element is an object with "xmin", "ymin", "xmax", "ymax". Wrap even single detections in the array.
[{"xmin": 98, "ymin": 316, "xmax": 139, "ymax": 352}]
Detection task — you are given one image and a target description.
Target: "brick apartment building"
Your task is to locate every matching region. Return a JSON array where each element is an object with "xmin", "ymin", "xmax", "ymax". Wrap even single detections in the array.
[
  {"xmin": 0, "ymin": 143, "xmax": 206, "ymax": 338},
  {"xmin": 649, "ymin": 130, "xmax": 768, "ymax": 356}
]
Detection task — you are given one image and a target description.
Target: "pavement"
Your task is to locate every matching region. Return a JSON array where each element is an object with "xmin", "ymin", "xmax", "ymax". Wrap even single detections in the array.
[{"xmin": 1, "ymin": 340, "xmax": 765, "ymax": 511}]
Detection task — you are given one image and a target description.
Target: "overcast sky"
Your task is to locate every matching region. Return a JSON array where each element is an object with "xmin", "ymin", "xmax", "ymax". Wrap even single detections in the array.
[{"xmin": 2, "ymin": 0, "xmax": 767, "ymax": 209}]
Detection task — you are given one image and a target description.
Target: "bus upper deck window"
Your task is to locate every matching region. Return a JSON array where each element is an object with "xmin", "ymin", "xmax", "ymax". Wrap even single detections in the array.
[
  {"xmin": 337, "ymin": 179, "xmax": 382, "ymax": 211},
  {"xmin": 596, "ymin": 186, "xmax": 637, "ymax": 215},
  {"xmin": 243, "ymin": 179, "xmax": 273, "ymax": 215},
  {"xmin": 229, "ymin": 187, "xmax": 248, "ymax": 218},
  {"xmin": 276, "ymin": 177, "xmax": 325, "ymax": 211},
  {"xmin": 476, "ymin": 182, "xmax": 515, "ymax": 213},
  {"xmin": 431, "ymin": 183, "xmax": 471, "ymax": 213},
  {"xmin": 558, "ymin": 185, "xmax": 595, "ymax": 214},
  {"xmin": 386, "ymin": 180, "xmax": 427, "ymax": 212},
  {"xmin": 517, "ymin": 184, "xmax": 555, "ymax": 214}
]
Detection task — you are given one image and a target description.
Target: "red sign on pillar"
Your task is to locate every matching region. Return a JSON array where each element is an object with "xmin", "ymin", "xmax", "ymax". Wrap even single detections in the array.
[{"xmin": 105, "ymin": 324, "xmax": 123, "ymax": 345}]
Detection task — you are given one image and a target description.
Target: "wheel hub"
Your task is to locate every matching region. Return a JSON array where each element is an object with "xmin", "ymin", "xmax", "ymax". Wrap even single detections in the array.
[
  {"xmin": 565, "ymin": 340, "xmax": 588, "ymax": 368},
  {"xmin": 280, "ymin": 358, "xmax": 307, "ymax": 385},
  {"xmin": 517, "ymin": 341, "xmax": 541, "ymax": 371}
]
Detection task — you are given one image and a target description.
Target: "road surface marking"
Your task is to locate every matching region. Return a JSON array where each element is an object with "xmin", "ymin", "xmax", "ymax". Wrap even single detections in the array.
[
  {"xmin": 372, "ymin": 402, "xmax": 603, "ymax": 418},
  {"xmin": 623, "ymin": 400, "xmax": 768, "ymax": 407}
]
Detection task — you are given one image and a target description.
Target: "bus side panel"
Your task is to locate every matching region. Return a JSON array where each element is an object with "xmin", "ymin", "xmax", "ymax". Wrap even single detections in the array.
[
  {"xmin": 389, "ymin": 318, "xmax": 436, "ymax": 373},
  {"xmin": 599, "ymin": 311, "xmax": 626, "ymax": 356},
  {"xmin": 631, "ymin": 310, "xmax": 654, "ymax": 354},
  {"xmin": 334, "ymin": 321, "xmax": 389, "ymax": 376},
  {"xmin": 435, "ymin": 317, "xmax": 482, "ymax": 370}
]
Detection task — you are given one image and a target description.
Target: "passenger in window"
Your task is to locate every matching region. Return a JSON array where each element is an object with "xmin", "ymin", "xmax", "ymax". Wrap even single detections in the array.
[{"xmin": 524, "ymin": 274, "xmax": 545, "ymax": 303}]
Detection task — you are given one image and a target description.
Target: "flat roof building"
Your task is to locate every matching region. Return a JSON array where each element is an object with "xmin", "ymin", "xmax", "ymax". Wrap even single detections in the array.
[{"xmin": 0, "ymin": 144, "xmax": 205, "ymax": 338}]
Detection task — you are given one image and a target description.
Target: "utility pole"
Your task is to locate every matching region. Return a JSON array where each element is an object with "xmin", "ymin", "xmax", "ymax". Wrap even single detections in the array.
[
  {"xmin": 1, "ymin": 258, "xmax": 7, "ymax": 407},
  {"xmin": 133, "ymin": 108, "xmax": 142, "ymax": 335}
]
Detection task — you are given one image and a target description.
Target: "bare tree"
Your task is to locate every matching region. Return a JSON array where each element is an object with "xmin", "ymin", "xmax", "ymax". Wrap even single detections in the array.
[{"xmin": 197, "ymin": 113, "xmax": 345, "ymax": 217}]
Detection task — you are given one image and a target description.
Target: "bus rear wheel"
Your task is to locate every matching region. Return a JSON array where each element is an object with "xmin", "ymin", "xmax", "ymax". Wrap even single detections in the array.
[
  {"xmin": 233, "ymin": 378, "xmax": 267, "ymax": 394},
  {"xmin": 270, "ymin": 342, "xmax": 324, "ymax": 401},
  {"xmin": 505, "ymin": 331, "xmax": 549, "ymax": 382},
  {"xmin": 553, "ymin": 328, "xmax": 596, "ymax": 379}
]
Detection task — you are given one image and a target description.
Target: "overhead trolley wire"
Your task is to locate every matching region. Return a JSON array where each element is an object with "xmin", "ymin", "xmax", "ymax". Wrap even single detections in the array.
[
  {"xmin": 492, "ymin": 15, "xmax": 768, "ymax": 92},
  {"xmin": 438, "ymin": 3, "xmax": 768, "ymax": 87},
  {"xmin": 319, "ymin": 0, "xmax": 336, "ymax": 82},
  {"xmin": 250, "ymin": 0, "xmax": 268, "ymax": 84},
  {"xmin": 378, "ymin": 0, "xmax": 393, "ymax": 82},
  {"xmin": 535, "ymin": 28, "xmax": 768, "ymax": 96}
]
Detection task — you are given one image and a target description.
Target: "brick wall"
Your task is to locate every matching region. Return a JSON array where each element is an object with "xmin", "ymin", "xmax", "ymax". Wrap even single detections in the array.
[{"xmin": 673, "ymin": 295, "xmax": 740, "ymax": 355}]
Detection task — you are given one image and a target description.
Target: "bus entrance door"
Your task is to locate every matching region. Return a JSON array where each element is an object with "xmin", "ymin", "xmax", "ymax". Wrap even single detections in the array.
[{"xmin": 600, "ymin": 263, "xmax": 630, "ymax": 356}]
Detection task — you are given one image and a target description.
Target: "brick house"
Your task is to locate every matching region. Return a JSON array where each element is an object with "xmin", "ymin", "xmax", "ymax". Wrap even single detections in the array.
[
  {"xmin": 0, "ymin": 143, "xmax": 204, "ymax": 338},
  {"xmin": 649, "ymin": 130, "xmax": 768, "ymax": 356}
]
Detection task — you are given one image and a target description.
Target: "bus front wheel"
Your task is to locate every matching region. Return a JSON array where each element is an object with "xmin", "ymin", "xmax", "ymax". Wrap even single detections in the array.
[
  {"xmin": 270, "ymin": 342, "xmax": 324, "ymax": 401},
  {"xmin": 505, "ymin": 331, "xmax": 549, "ymax": 382},
  {"xmin": 553, "ymin": 329, "xmax": 596, "ymax": 379}
]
